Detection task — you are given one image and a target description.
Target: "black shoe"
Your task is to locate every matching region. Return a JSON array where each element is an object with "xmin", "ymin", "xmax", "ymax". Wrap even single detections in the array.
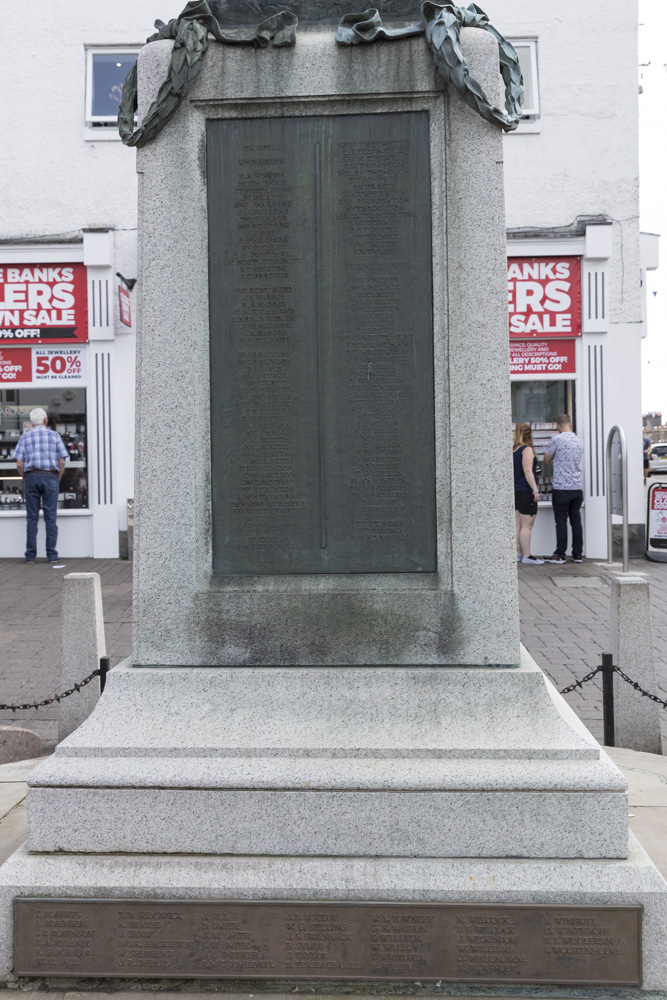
[
  {"xmin": 24, "ymin": 559, "xmax": 35, "ymax": 564},
  {"xmin": 546, "ymin": 555, "xmax": 566, "ymax": 564},
  {"xmin": 571, "ymin": 557, "xmax": 583, "ymax": 564}
]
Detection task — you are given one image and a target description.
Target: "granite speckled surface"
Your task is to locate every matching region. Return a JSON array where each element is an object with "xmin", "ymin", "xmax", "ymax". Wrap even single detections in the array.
[
  {"xmin": 36, "ymin": 654, "xmax": 603, "ymax": 759},
  {"xmin": 1, "ymin": 836, "xmax": 667, "ymax": 990},
  {"xmin": 26, "ymin": 650, "xmax": 629, "ymax": 858},
  {"xmin": 611, "ymin": 576, "xmax": 662, "ymax": 754},
  {"xmin": 58, "ymin": 573, "xmax": 105, "ymax": 742},
  {"xmin": 27, "ymin": 785, "xmax": 628, "ymax": 858},
  {"xmin": 132, "ymin": 28, "xmax": 518, "ymax": 667}
]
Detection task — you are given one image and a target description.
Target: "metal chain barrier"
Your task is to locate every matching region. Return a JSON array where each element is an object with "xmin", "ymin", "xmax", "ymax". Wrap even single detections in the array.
[
  {"xmin": 560, "ymin": 661, "xmax": 667, "ymax": 708},
  {"xmin": 613, "ymin": 665, "xmax": 667, "ymax": 709},
  {"xmin": 559, "ymin": 665, "xmax": 602, "ymax": 695},
  {"xmin": 0, "ymin": 658, "xmax": 110, "ymax": 713}
]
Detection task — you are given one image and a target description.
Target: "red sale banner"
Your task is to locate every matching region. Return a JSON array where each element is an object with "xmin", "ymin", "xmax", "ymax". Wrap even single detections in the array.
[
  {"xmin": 0, "ymin": 347, "xmax": 32, "ymax": 383},
  {"xmin": 509, "ymin": 339, "xmax": 576, "ymax": 375},
  {"xmin": 508, "ymin": 256, "xmax": 582, "ymax": 338},
  {"xmin": 119, "ymin": 285, "xmax": 132, "ymax": 327},
  {"xmin": 0, "ymin": 263, "xmax": 88, "ymax": 345}
]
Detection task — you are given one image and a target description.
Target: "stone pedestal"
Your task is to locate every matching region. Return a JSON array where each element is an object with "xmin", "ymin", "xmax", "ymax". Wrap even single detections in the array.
[
  {"xmin": 611, "ymin": 576, "xmax": 662, "ymax": 754},
  {"xmin": 58, "ymin": 572, "xmax": 105, "ymax": 742},
  {"xmin": 1, "ymin": 21, "xmax": 666, "ymax": 995}
]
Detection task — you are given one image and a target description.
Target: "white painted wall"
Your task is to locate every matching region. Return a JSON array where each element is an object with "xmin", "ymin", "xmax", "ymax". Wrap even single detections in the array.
[
  {"xmin": 0, "ymin": 1, "xmax": 183, "ymax": 240},
  {"xmin": 0, "ymin": 1, "xmax": 183, "ymax": 556},
  {"xmin": 484, "ymin": 0, "xmax": 646, "ymax": 552}
]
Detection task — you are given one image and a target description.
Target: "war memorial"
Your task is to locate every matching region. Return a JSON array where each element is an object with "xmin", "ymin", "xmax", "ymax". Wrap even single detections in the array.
[{"xmin": 1, "ymin": 0, "xmax": 667, "ymax": 993}]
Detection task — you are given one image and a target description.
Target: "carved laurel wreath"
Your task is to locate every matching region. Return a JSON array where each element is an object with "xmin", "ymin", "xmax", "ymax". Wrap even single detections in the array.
[{"xmin": 118, "ymin": 0, "xmax": 522, "ymax": 148}]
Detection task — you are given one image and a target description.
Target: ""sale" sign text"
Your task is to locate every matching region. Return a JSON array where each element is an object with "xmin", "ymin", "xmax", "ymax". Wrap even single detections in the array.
[
  {"xmin": 0, "ymin": 264, "xmax": 88, "ymax": 344},
  {"xmin": 508, "ymin": 257, "xmax": 582, "ymax": 338}
]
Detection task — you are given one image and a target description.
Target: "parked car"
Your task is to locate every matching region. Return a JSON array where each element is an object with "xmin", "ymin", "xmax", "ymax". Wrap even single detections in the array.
[{"xmin": 648, "ymin": 444, "xmax": 667, "ymax": 477}]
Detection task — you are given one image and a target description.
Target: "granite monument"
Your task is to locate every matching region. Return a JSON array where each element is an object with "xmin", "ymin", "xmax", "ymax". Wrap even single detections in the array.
[{"xmin": 1, "ymin": 1, "xmax": 666, "ymax": 993}]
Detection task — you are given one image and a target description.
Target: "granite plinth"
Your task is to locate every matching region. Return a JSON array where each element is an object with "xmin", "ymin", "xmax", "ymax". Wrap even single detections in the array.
[
  {"xmin": 2, "ymin": 836, "xmax": 667, "ymax": 991},
  {"xmin": 25, "ymin": 650, "xmax": 628, "ymax": 858}
]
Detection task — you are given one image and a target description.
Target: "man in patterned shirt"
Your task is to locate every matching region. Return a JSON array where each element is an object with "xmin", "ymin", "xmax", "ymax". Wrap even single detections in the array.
[
  {"xmin": 543, "ymin": 414, "xmax": 584, "ymax": 565},
  {"xmin": 14, "ymin": 408, "xmax": 68, "ymax": 564}
]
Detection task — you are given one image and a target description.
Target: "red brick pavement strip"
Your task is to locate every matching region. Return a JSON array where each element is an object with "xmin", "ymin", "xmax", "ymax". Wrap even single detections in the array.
[{"xmin": 1, "ymin": 555, "xmax": 667, "ymax": 754}]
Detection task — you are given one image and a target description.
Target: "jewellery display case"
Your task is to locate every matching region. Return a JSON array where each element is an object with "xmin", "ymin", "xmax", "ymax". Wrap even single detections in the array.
[
  {"xmin": 511, "ymin": 379, "xmax": 576, "ymax": 503},
  {"xmin": 0, "ymin": 388, "xmax": 88, "ymax": 511}
]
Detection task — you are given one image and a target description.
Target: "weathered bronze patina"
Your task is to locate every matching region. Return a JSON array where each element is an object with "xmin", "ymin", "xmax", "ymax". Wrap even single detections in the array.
[
  {"xmin": 208, "ymin": 112, "xmax": 437, "ymax": 575},
  {"xmin": 15, "ymin": 899, "xmax": 642, "ymax": 985},
  {"xmin": 118, "ymin": 1, "xmax": 523, "ymax": 147}
]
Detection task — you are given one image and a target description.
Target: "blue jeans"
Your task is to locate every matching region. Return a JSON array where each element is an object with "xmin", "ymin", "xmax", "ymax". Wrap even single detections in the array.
[{"xmin": 24, "ymin": 472, "xmax": 59, "ymax": 561}]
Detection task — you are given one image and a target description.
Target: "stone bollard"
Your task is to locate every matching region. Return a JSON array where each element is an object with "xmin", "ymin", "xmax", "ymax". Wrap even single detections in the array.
[
  {"xmin": 610, "ymin": 576, "xmax": 662, "ymax": 754},
  {"xmin": 58, "ymin": 573, "xmax": 106, "ymax": 743}
]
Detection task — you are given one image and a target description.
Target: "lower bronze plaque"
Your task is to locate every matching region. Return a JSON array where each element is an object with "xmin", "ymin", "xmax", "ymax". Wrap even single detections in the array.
[{"xmin": 15, "ymin": 899, "xmax": 641, "ymax": 985}]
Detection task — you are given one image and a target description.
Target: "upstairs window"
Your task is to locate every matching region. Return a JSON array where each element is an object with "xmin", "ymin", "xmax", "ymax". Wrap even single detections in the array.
[
  {"xmin": 510, "ymin": 39, "xmax": 540, "ymax": 121},
  {"xmin": 86, "ymin": 47, "xmax": 139, "ymax": 126}
]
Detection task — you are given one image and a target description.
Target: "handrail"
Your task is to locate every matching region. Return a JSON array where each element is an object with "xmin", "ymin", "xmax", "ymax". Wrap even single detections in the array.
[{"xmin": 606, "ymin": 425, "xmax": 628, "ymax": 572}]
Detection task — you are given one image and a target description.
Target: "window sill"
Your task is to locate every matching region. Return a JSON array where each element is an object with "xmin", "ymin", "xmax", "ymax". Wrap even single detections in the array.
[
  {"xmin": 84, "ymin": 128, "xmax": 123, "ymax": 142},
  {"xmin": 507, "ymin": 120, "xmax": 542, "ymax": 135},
  {"xmin": 0, "ymin": 508, "xmax": 92, "ymax": 517}
]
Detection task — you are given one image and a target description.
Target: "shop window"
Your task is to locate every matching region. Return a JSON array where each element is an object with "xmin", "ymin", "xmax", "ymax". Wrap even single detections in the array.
[
  {"xmin": 0, "ymin": 389, "xmax": 88, "ymax": 512},
  {"xmin": 512, "ymin": 380, "xmax": 576, "ymax": 502},
  {"xmin": 509, "ymin": 39, "xmax": 540, "ymax": 122},
  {"xmin": 85, "ymin": 48, "xmax": 139, "ymax": 126}
]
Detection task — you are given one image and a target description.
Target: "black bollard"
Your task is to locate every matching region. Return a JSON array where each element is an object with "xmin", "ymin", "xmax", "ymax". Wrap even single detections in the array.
[
  {"xmin": 99, "ymin": 656, "xmax": 110, "ymax": 694},
  {"xmin": 602, "ymin": 652, "xmax": 615, "ymax": 747}
]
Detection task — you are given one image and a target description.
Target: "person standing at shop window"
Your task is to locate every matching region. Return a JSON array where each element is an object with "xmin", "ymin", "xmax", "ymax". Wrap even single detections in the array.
[
  {"xmin": 543, "ymin": 414, "xmax": 584, "ymax": 565},
  {"xmin": 14, "ymin": 408, "xmax": 67, "ymax": 564},
  {"xmin": 513, "ymin": 422, "xmax": 544, "ymax": 565},
  {"xmin": 643, "ymin": 430, "xmax": 652, "ymax": 485}
]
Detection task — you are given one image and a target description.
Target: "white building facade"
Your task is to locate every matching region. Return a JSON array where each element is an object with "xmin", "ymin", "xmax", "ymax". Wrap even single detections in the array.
[
  {"xmin": 485, "ymin": 0, "xmax": 657, "ymax": 558},
  {"xmin": 0, "ymin": 1, "xmax": 182, "ymax": 559},
  {"xmin": 0, "ymin": 0, "xmax": 655, "ymax": 560}
]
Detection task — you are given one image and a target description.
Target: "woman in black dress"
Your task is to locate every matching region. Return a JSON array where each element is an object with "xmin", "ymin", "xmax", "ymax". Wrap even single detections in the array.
[{"xmin": 513, "ymin": 422, "xmax": 543, "ymax": 565}]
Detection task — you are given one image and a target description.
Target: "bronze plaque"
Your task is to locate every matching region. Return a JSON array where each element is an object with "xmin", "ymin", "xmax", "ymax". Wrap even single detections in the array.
[
  {"xmin": 14, "ymin": 899, "xmax": 641, "ymax": 985},
  {"xmin": 207, "ymin": 113, "xmax": 436, "ymax": 575}
]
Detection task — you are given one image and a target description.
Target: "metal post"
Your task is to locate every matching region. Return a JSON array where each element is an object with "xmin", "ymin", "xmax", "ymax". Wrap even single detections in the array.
[
  {"xmin": 606, "ymin": 426, "xmax": 629, "ymax": 571},
  {"xmin": 621, "ymin": 431, "xmax": 629, "ymax": 573},
  {"xmin": 601, "ymin": 652, "xmax": 615, "ymax": 747},
  {"xmin": 99, "ymin": 656, "xmax": 110, "ymax": 694}
]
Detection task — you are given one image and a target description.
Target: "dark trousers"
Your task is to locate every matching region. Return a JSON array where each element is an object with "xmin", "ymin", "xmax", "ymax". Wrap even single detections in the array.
[
  {"xmin": 552, "ymin": 489, "xmax": 584, "ymax": 559},
  {"xmin": 24, "ymin": 472, "xmax": 59, "ymax": 561}
]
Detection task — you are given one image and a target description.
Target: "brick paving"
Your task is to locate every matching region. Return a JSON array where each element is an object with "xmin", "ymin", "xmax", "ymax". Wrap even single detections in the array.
[
  {"xmin": 0, "ymin": 558, "xmax": 132, "ymax": 750},
  {"xmin": 0, "ymin": 555, "xmax": 666, "ymax": 754},
  {"xmin": 519, "ymin": 557, "xmax": 667, "ymax": 753}
]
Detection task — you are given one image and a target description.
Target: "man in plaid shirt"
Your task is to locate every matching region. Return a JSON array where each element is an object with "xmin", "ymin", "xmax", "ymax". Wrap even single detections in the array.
[{"xmin": 14, "ymin": 408, "xmax": 68, "ymax": 563}]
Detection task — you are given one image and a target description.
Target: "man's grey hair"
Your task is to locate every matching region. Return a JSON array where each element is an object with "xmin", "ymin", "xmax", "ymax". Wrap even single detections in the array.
[{"xmin": 29, "ymin": 407, "xmax": 48, "ymax": 426}]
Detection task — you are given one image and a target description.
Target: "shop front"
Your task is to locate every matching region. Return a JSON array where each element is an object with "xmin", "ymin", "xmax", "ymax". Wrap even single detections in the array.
[
  {"xmin": 508, "ymin": 252, "xmax": 590, "ymax": 558},
  {"xmin": 0, "ymin": 244, "xmax": 124, "ymax": 558}
]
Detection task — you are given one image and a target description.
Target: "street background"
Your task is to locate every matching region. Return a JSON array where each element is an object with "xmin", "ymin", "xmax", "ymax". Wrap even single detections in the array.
[{"xmin": 1, "ymin": 553, "xmax": 666, "ymax": 754}]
